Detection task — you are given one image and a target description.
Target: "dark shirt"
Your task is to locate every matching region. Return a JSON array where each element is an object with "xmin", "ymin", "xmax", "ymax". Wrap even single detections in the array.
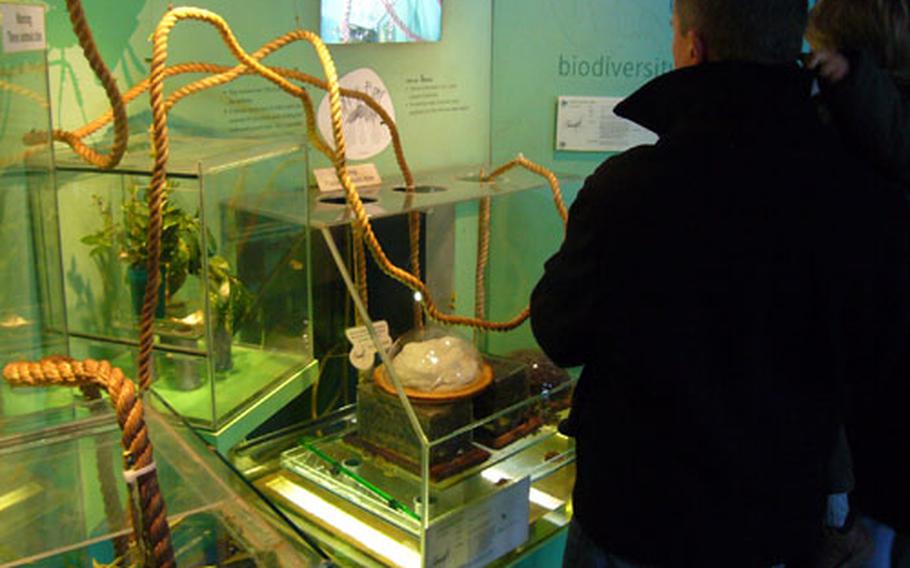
[
  {"xmin": 531, "ymin": 62, "xmax": 910, "ymax": 566},
  {"xmin": 821, "ymin": 49, "xmax": 910, "ymax": 187},
  {"xmin": 819, "ymin": 49, "xmax": 910, "ymax": 533}
]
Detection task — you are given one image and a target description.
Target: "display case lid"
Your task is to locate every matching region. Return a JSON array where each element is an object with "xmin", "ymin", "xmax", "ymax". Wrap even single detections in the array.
[
  {"xmin": 54, "ymin": 134, "xmax": 308, "ymax": 177},
  {"xmin": 230, "ymin": 165, "xmax": 579, "ymax": 228}
]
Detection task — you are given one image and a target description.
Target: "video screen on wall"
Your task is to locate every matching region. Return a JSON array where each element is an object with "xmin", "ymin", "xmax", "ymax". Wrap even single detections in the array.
[{"xmin": 321, "ymin": 0, "xmax": 442, "ymax": 44}]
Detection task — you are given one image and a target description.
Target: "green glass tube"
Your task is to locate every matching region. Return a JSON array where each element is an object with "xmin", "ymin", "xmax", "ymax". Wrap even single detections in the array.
[{"xmin": 301, "ymin": 438, "xmax": 421, "ymax": 521}]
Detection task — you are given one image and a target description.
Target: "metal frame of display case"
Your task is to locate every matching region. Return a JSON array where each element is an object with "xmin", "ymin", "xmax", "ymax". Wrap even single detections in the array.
[{"xmin": 230, "ymin": 166, "xmax": 578, "ymax": 568}]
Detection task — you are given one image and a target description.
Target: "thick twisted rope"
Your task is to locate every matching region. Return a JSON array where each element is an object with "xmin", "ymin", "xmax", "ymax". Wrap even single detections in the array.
[
  {"xmin": 160, "ymin": 35, "xmax": 334, "ymax": 161},
  {"xmin": 161, "ymin": 56, "xmax": 417, "ymax": 189},
  {"xmin": 352, "ymin": 224, "xmax": 369, "ymax": 319},
  {"xmin": 21, "ymin": 62, "xmax": 220, "ymax": 147},
  {"xmin": 483, "ymin": 155, "xmax": 569, "ymax": 226},
  {"xmin": 409, "ymin": 208, "xmax": 423, "ymax": 329},
  {"xmin": 475, "ymin": 196, "xmax": 491, "ymax": 320},
  {"xmin": 160, "ymin": 32, "xmax": 428, "ymax": 323},
  {"xmin": 3, "ymin": 357, "xmax": 175, "ymax": 568},
  {"xmin": 0, "ymin": 80, "xmax": 48, "ymax": 107},
  {"xmin": 61, "ymin": 0, "xmax": 128, "ymax": 169},
  {"xmin": 144, "ymin": 9, "xmax": 566, "ymax": 335},
  {"xmin": 138, "ymin": 39, "xmax": 423, "ymax": 327},
  {"xmin": 26, "ymin": 29, "xmax": 418, "ymax": 182}
]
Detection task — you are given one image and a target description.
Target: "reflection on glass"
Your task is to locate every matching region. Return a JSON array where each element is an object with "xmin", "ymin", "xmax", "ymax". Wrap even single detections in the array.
[{"xmin": 321, "ymin": 0, "xmax": 443, "ymax": 44}]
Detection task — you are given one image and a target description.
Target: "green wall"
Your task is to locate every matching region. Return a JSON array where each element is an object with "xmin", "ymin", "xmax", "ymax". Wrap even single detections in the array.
[
  {"xmin": 485, "ymin": 0, "xmax": 673, "ymax": 355},
  {"xmin": 491, "ymin": 0, "xmax": 673, "ymax": 175},
  {"xmin": 45, "ymin": 0, "xmax": 493, "ymax": 174}
]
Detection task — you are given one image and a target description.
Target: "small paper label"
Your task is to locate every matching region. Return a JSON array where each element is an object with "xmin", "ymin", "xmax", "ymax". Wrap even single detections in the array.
[
  {"xmin": 345, "ymin": 320, "xmax": 392, "ymax": 370},
  {"xmin": 0, "ymin": 4, "xmax": 45, "ymax": 54},
  {"xmin": 314, "ymin": 163, "xmax": 382, "ymax": 193},
  {"xmin": 556, "ymin": 95, "xmax": 657, "ymax": 152},
  {"xmin": 424, "ymin": 476, "xmax": 530, "ymax": 568}
]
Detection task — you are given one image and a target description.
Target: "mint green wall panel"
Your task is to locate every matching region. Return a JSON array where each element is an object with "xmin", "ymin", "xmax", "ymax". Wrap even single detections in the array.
[
  {"xmin": 491, "ymin": 0, "xmax": 673, "ymax": 175},
  {"xmin": 485, "ymin": 1, "xmax": 674, "ymax": 356},
  {"xmin": 44, "ymin": 0, "xmax": 492, "ymax": 176}
]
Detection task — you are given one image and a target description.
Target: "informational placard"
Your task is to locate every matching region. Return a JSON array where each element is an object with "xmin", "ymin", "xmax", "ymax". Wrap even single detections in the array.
[
  {"xmin": 556, "ymin": 95, "xmax": 657, "ymax": 152},
  {"xmin": 0, "ymin": 4, "xmax": 45, "ymax": 54},
  {"xmin": 318, "ymin": 67, "xmax": 397, "ymax": 160},
  {"xmin": 424, "ymin": 476, "xmax": 530, "ymax": 568},
  {"xmin": 314, "ymin": 163, "xmax": 383, "ymax": 193},
  {"xmin": 345, "ymin": 320, "xmax": 393, "ymax": 370}
]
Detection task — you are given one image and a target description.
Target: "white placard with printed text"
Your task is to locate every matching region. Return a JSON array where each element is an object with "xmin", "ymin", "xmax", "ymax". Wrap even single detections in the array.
[
  {"xmin": 556, "ymin": 95, "xmax": 657, "ymax": 152},
  {"xmin": 0, "ymin": 4, "xmax": 45, "ymax": 54},
  {"xmin": 345, "ymin": 320, "xmax": 393, "ymax": 371}
]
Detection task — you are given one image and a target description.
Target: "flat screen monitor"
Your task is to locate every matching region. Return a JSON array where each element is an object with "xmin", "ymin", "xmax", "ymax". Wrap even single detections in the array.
[{"xmin": 321, "ymin": 0, "xmax": 442, "ymax": 44}]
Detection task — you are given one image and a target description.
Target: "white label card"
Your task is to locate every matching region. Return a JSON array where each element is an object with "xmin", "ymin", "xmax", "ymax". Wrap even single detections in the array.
[
  {"xmin": 314, "ymin": 163, "xmax": 382, "ymax": 193},
  {"xmin": 0, "ymin": 4, "xmax": 45, "ymax": 54},
  {"xmin": 345, "ymin": 320, "xmax": 393, "ymax": 371},
  {"xmin": 556, "ymin": 95, "xmax": 657, "ymax": 152},
  {"xmin": 424, "ymin": 476, "xmax": 530, "ymax": 568}
]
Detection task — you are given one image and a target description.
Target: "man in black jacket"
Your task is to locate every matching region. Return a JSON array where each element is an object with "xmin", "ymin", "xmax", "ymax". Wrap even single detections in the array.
[{"xmin": 531, "ymin": 0, "xmax": 910, "ymax": 565}]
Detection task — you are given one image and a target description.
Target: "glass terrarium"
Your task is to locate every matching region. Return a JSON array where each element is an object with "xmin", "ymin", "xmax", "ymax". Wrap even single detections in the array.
[
  {"xmin": 229, "ymin": 166, "xmax": 578, "ymax": 568},
  {"xmin": 0, "ymin": 391, "xmax": 326, "ymax": 567},
  {"xmin": 55, "ymin": 135, "xmax": 315, "ymax": 448},
  {"xmin": 0, "ymin": 1, "xmax": 73, "ymax": 418}
]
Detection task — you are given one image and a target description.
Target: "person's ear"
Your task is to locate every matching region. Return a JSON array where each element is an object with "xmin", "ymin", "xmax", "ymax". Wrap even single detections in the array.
[{"xmin": 688, "ymin": 30, "xmax": 707, "ymax": 64}]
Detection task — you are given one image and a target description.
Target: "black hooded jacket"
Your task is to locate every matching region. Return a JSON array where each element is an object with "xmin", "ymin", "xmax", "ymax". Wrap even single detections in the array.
[{"xmin": 531, "ymin": 62, "xmax": 910, "ymax": 566}]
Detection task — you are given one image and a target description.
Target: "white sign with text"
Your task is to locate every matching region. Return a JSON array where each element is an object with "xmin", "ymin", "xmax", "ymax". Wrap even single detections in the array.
[
  {"xmin": 556, "ymin": 95, "xmax": 657, "ymax": 152},
  {"xmin": 424, "ymin": 476, "xmax": 530, "ymax": 568},
  {"xmin": 345, "ymin": 320, "xmax": 392, "ymax": 370},
  {"xmin": 0, "ymin": 4, "xmax": 45, "ymax": 54},
  {"xmin": 314, "ymin": 163, "xmax": 382, "ymax": 193}
]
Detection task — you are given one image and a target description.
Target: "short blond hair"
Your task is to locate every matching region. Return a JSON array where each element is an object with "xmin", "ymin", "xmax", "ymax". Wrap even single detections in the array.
[
  {"xmin": 808, "ymin": 0, "xmax": 910, "ymax": 83},
  {"xmin": 675, "ymin": 0, "xmax": 806, "ymax": 64}
]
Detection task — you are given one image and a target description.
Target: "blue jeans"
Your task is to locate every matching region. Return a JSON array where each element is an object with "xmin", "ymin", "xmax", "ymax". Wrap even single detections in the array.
[
  {"xmin": 826, "ymin": 492, "xmax": 850, "ymax": 528},
  {"xmin": 562, "ymin": 519, "xmax": 786, "ymax": 568}
]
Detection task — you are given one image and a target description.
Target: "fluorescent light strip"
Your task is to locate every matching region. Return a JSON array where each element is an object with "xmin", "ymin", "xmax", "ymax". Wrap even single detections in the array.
[
  {"xmin": 529, "ymin": 487, "xmax": 564, "ymax": 511},
  {"xmin": 267, "ymin": 478, "xmax": 420, "ymax": 568}
]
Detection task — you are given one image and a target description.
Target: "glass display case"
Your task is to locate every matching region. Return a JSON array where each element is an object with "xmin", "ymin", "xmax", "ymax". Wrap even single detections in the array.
[
  {"xmin": 0, "ymin": 392, "xmax": 326, "ymax": 566},
  {"xmin": 0, "ymin": 1, "xmax": 73, "ymax": 418},
  {"xmin": 229, "ymin": 166, "xmax": 577, "ymax": 568},
  {"xmin": 55, "ymin": 135, "xmax": 316, "ymax": 450}
]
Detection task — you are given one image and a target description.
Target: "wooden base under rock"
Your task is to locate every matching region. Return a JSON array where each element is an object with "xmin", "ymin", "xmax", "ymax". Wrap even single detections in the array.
[
  {"xmin": 355, "ymin": 381, "xmax": 489, "ymax": 480},
  {"xmin": 345, "ymin": 432, "xmax": 490, "ymax": 482}
]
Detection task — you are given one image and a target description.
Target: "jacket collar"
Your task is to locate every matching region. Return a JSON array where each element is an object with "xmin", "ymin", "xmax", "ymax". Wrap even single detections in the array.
[{"xmin": 615, "ymin": 61, "xmax": 815, "ymax": 137}]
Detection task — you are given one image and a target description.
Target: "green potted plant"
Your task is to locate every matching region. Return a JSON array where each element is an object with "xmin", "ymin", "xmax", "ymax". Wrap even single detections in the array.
[
  {"xmin": 82, "ymin": 184, "xmax": 251, "ymax": 380},
  {"xmin": 121, "ymin": 183, "xmax": 206, "ymax": 318}
]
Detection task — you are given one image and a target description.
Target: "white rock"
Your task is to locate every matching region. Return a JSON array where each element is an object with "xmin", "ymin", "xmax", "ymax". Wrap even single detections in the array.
[{"xmin": 391, "ymin": 335, "xmax": 480, "ymax": 392}]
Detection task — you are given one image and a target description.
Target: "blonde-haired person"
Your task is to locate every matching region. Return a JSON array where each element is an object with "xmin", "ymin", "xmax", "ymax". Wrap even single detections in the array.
[
  {"xmin": 808, "ymin": 0, "xmax": 910, "ymax": 184},
  {"xmin": 807, "ymin": 1, "xmax": 910, "ymax": 567}
]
